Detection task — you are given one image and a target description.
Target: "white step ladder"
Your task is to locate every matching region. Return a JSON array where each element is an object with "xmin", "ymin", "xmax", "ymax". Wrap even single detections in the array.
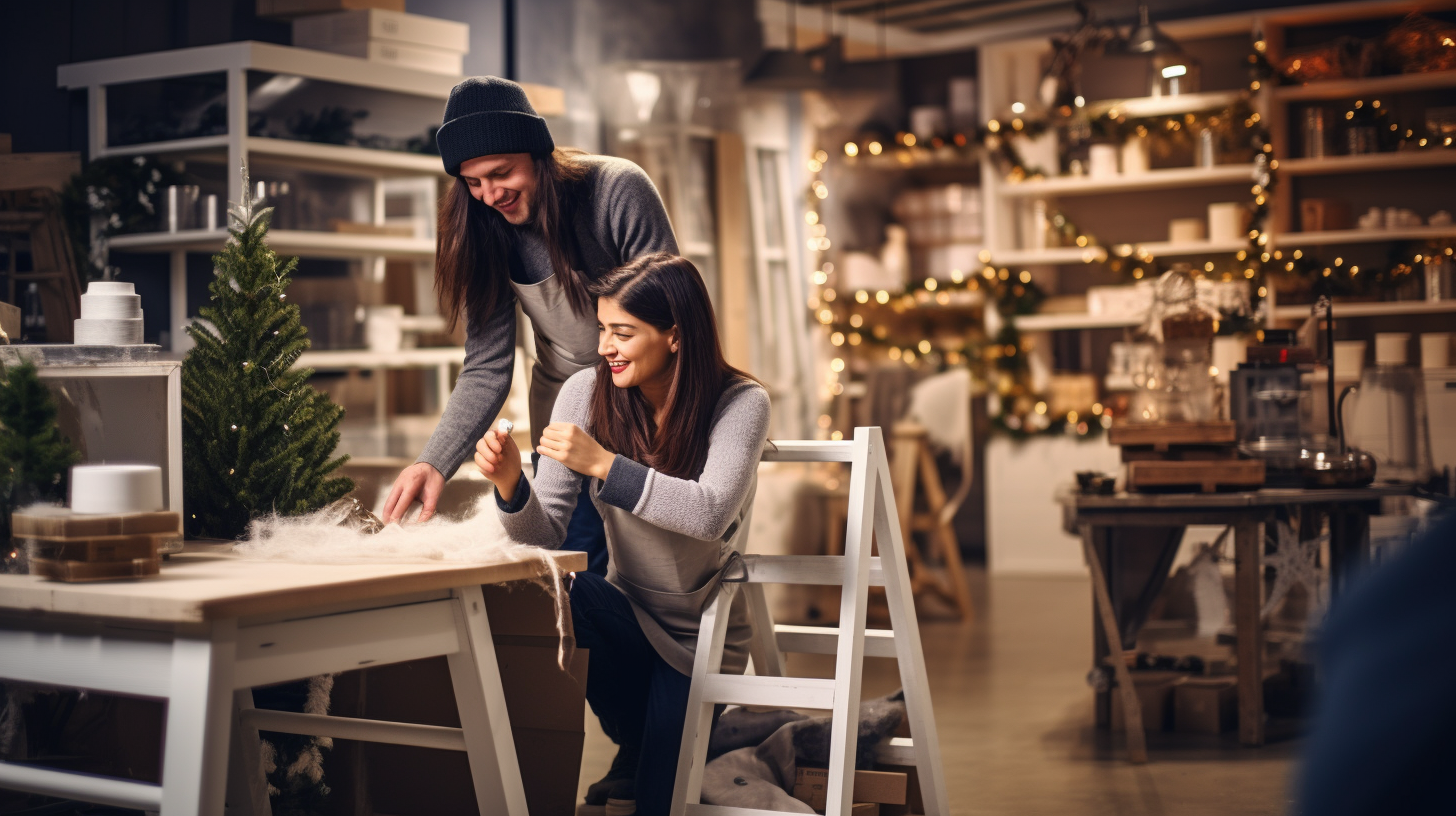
[{"xmin": 670, "ymin": 427, "xmax": 949, "ymax": 816}]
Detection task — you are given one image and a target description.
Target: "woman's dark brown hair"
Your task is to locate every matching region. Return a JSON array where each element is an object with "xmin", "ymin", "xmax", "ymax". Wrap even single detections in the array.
[
  {"xmin": 587, "ymin": 252, "xmax": 757, "ymax": 480},
  {"xmin": 435, "ymin": 147, "xmax": 591, "ymax": 331}
]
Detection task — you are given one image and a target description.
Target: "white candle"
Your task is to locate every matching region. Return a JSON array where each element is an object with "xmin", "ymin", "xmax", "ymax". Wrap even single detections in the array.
[{"xmin": 71, "ymin": 464, "xmax": 164, "ymax": 515}]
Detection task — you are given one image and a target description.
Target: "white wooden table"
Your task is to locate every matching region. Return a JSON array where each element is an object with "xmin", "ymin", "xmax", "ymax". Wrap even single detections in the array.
[{"xmin": 0, "ymin": 546, "xmax": 584, "ymax": 815}]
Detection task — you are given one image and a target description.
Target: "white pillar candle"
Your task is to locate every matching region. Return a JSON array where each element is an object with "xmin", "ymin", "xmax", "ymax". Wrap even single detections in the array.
[{"xmin": 70, "ymin": 464, "xmax": 164, "ymax": 514}]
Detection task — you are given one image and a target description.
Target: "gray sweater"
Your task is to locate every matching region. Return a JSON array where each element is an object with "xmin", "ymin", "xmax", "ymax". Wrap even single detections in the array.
[
  {"xmin": 418, "ymin": 155, "xmax": 678, "ymax": 478},
  {"xmin": 496, "ymin": 368, "xmax": 771, "ymax": 675}
]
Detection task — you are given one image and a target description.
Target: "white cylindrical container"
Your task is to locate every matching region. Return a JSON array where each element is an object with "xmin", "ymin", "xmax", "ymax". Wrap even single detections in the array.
[
  {"xmin": 365, "ymin": 305, "xmax": 406, "ymax": 353},
  {"xmin": 1334, "ymin": 340, "xmax": 1367, "ymax": 380},
  {"xmin": 1088, "ymin": 144, "xmax": 1119, "ymax": 179},
  {"xmin": 1375, "ymin": 332, "xmax": 1411, "ymax": 366},
  {"xmin": 1207, "ymin": 202, "xmax": 1246, "ymax": 242},
  {"xmin": 1421, "ymin": 333, "xmax": 1451, "ymax": 368},
  {"xmin": 1120, "ymin": 135, "xmax": 1150, "ymax": 175},
  {"xmin": 71, "ymin": 464, "xmax": 164, "ymax": 515},
  {"xmin": 1169, "ymin": 218, "xmax": 1206, "ymax": 243}
]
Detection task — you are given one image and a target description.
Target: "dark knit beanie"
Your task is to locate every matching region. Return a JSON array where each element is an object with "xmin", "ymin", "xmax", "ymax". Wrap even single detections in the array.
[{"xmin": 436, "ymin": 76, "xmax": 555, "ymax": 176}]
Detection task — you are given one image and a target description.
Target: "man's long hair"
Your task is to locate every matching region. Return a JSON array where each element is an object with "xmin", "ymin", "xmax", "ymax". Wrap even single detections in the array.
[
  {"xmin": 587, "ymin": 253, "xmax": 757, "ymax": 480},
  {"xmin": 435, "ymin": 148, "xmax": 591, "ymax": 331}
]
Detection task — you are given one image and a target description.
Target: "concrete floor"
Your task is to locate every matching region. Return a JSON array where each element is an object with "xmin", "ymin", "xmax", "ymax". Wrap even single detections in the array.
[{"xmin": 576, "ymin": 570, "xmax": 1300, "ymax": 816}]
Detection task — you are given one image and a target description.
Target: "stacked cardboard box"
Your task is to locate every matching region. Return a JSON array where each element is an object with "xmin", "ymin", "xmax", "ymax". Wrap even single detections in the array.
[
  {"xmin": 792, "ymin": 768, "xmax": 908, "ymax": 814},
  {"xmin": 292, "ymin": 8, "xmax": 469, "ymax": 75},
  {"xmin": 13, "ymin": 507, "xmax": 180, "ymax": 582},
  {"xmin": 257, "ymin": 0, "xmax": 404, "ymax": 18},
  {"xmin": 360, "ymin": 580, "xmax": 586, "ymax": 816}
]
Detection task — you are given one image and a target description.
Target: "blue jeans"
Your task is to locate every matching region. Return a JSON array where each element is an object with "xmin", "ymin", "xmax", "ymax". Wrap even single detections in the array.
[
  {"xmin": 534, "ymin": 456, "xmax": 606, "ymax": 576},
  {"xmin": 570, "ymin": 572, "xmax": 704, "ymax": 816}
]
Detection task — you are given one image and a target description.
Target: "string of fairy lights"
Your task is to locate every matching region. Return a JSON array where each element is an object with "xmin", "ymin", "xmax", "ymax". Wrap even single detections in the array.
[{"xmin": 806, "ymin": 29, "xmax": 1456, "ymax": 441}]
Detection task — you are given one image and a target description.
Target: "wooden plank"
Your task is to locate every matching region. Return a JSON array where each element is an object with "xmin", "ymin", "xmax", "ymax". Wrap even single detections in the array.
[
  {"xmin": 1126, "ymin": 459, "xmax": 1265, "ymax": 493},
  {"xmin": 714, "ymin": 131, "xmax": 753, "ymax": 372},
  {"xmin": 1108, "ymin": 421, "xmax": 1236, "ymax": 448},
  {"xmin": 0, "ymin": 153, "xmax": 80, "ymax": 192},
  {"xmin": 1080, "ymin": 525, "xmax": 1149, "ymax": 763},
  {"xmin": 0, "ymin": 550, "xmax": 586, "ymax": 623}
]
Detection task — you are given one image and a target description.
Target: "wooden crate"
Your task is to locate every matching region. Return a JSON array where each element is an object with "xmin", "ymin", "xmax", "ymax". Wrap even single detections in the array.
[{"xmin": 1108, "ymin": 421, "xmax": 1237, "ymax": 450}]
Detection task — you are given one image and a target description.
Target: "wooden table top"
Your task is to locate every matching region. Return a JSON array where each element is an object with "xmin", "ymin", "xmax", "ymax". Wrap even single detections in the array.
[
  {"xmin": 0, "ymin": 547, "xmax": 585, "ymax": 624},
  {"xmin": 1061, "ymin": 484, "xmax": 1412, "ymax": 512}
]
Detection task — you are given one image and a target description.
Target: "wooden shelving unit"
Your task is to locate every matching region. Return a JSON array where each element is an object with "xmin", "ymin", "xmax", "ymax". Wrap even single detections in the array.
[
  {"xmin": 1272, "ymin": 299, "xmax": 1456, "ymax": 320},
  {"xmin": 1275, "ymin": 226, "xmax": 1456, "ymax": 247},
  {"xmin": 1277, "ymin": 149, "xmax": 1456, "ymax": 175},
  {"xmin": 1271, "ymin": 68, "xmax": 1456, "ymax": 101},
  {"xmin": 997, "ymin": 164, "xmax": 1257, "ymax": 197}
]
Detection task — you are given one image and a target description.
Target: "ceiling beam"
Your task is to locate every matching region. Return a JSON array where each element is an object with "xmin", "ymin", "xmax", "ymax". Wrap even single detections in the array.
[{"xmin": 897, "ymin": 0, "xmax": 1076, "ymax": 31}]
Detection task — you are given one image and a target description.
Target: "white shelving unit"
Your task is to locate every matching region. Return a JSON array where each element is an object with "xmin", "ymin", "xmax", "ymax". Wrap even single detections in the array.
[
  {"xmin": 57, "ymin": 41, "xmax": 561, "ymax": 353},
  {"xmin": 1270, "ymin": 67, "xmax": 1456, "ymax": 101},
  {"xmin": 1272, "ymin": 299, "xmax": 1456, "ymax": 320}
]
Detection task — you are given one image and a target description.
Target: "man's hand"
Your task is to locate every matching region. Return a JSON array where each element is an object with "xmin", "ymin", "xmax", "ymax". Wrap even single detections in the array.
[
  {"xmin": 475, "ymin": 428, "xmax": 524, "ymax": 502},
  {"xmin": 382, "ymin": 462, "xmax": 446, "ymax": 524},
  {"xmin": 537, "ymin": 422, "xmax": 616, "ymax": 481}
]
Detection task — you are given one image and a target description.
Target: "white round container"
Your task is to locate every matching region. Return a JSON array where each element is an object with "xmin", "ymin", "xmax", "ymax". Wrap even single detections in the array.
[
  {"xmin": 1421, "ymin": 333, "xmax": 1451, "ymax": 368},
  {"xmin": 1334, "ymin": 340, "xmax": 1366, "ymax": 380},
  {"xmin": 1169, "ymin": 218, "xmax": 1206, "ymax": 243},
  {"xmin": 73, "ymin": 317, "xmax": 145, "ymax": 345},
  {"xmin": 1207, "ymin": 202, "xmax": 1246, "ymax": 242},
  {"xmin": 1375, "ymin": 333, "xmax": 1411, "ymax": 366},
  {"xmin": 1088, "ymin": 144, "xmax": 1120, "ymax": 179},
  {"xmin": 71, "ymin": 464, "xmax": 164, "ymax": 514}
]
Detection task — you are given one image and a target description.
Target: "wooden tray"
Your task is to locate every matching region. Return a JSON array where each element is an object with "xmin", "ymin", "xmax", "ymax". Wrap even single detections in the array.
[
  {"xmin": 1125, "ymin": 459, "xmax": 1265, "ymax": 493},
  {"xmin": 11, "ymin": 506, "xmax": 181, "ymax": 538},
  {"xmin": 24, "ymin": 533, "xmax": 165, "ymax": 562}
]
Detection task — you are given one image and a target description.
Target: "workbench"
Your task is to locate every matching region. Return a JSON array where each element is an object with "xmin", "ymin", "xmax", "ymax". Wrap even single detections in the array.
[
  {"xmin": 0, "ymin": 546, "xmax": 584, "ymax": 815},
  {"xmin": 1061, "ymin": 486, "xmax": 1408, "ymax": 762}
]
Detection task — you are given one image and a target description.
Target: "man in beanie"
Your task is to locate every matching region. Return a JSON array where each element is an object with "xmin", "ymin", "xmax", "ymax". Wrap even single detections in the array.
[{"xmin": 382, "ymin": 76, "xmax": 677, "ymax": 808}]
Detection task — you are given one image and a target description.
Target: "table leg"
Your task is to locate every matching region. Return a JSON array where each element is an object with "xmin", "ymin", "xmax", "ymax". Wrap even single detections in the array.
[
  {"xmin": 226, "ymin": 689, "xmax": 271, "ymax": 816},
  {"xmin": 446, "ymin": 585, "xmax": 530, "ymax": 816},
  {"xmin": 1080, "ymin": 525, "xmax": 1148, "ymax": 764},
  {"xmin": 161, "ymin": 621, "xmax": 238, "ymax": 816},
  {"xmin": 1234, "ymin": 520, "xmax": 1265, "ymax": 746},
  {"xmin": 1087, "ymin": 527, "xmax": 1111, "ymax": 729}
]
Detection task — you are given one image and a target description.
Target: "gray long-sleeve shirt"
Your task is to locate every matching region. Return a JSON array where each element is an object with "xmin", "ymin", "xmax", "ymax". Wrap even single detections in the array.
[
  {"xmin": 417, "ymin": 155, "xmax": 678, "ymax": 478},
  {"xmin": 496, "ymin": 368, "xmax": 771, "ymax": 675}
]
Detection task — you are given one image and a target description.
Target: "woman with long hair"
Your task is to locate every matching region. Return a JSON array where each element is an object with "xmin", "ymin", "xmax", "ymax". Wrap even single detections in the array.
[
  {"xmin": 475, "ymin": 252, "xmax": 770, "ymax": 816},
  {"xmin": 382, "ymin": 76, "xmax": 678, "ymax": 583}
]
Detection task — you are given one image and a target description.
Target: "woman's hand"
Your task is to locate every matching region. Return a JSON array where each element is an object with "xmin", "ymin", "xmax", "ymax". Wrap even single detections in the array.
[
  {"xmin": 538, "ymin": 422, "xmax": 616, "ymax": 481},
  {"xmin": 475, "ymin": 428, "xmax": 523, "ymax": 503}
]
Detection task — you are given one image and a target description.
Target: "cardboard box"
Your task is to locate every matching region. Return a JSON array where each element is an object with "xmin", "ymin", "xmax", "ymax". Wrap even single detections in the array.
[
  {"xmin": 482, "ymin": 579, "xmax": 573, "ymax": 639},
  {"xmin": 294, "ymin": 38, "xmax": 463, "ymax": 74},
  {"xmin": 292, "ymin": 8, "xmax": 469, "ymax": 52},
  {"xmin": 877, "ymin": 764, "xmax": 922, "ymax": 816},
  {"xmin": 1108, "ymin": 670, "xmax": 1185, "ymax": 732},
  {"xmin": 1174, "ymin": 676, "xmax": 1238, "ymax": 734},
  {"xmin": 0, "ymin": 301, "xmax": 19, "ymax": 341},
  {"xmin": 792, "ymin": 768, "xmax": 908, "ymax": 812},
  {"xmin": 258, "ymin": 0, "xmax": 403, "ymax": 18},
  {"xmin": 360, "ymin": 579, "xmax": 586, "ymax": 816}
]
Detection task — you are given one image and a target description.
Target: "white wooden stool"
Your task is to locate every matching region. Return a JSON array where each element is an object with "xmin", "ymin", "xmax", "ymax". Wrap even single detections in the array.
[{"xmin": 670, "ymin": 427, "xmax": 948, "ymax": 816}]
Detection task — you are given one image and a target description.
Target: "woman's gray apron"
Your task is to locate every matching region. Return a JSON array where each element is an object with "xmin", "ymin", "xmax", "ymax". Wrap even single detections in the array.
[
  {"xmin": 511, "ymin": 272, "xmax": 600, "ymax": 448},
  {"xmin": 593, "ymin": 476, "xmax": 757, "ymax": 677}
]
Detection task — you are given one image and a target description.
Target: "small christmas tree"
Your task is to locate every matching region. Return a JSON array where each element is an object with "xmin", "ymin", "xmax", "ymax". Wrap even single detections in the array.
[
  {"xmin": 183, "ymin": 167, "xmax": 352, "ymax": 539},
  {"xmin": 0, "ymin": 360, "xmax": 80, "ymax": 544}
]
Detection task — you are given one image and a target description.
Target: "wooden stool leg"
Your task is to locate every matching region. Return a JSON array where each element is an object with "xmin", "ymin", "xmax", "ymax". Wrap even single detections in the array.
[
  {"xmin": 917, "ymin": 446, "xmax": 973, "ymax": 621},
  {"xmin": 1234, "ymin": 520, "xmax": 1266, "ymax": 746},
  {"xmin": 889, "ymin": 432, "xmax": 930, "ymax": 590},
  {"xmin": 1080, "ymin": 526, "xmax": 1148, "ymax": 764},
  {"xmin": 160, "ymin": 621, "xmax": 239, "ymax": 815}
]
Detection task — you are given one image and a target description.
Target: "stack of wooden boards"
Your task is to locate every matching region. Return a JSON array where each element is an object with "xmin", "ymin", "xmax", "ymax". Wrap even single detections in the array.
[
  {"xmin": 13, "ymin": 506, "xmax": 182, "ymax": 582},
  {"xmin": 1109, "ymin": 421, "xmax": 1265, "ymax": 493}
]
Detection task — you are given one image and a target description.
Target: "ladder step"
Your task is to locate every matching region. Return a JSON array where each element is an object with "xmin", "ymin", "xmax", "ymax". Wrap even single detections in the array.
[
  {"xmin": 699, "ymin": 675, "xmax": 836, "ymax": 709},
  {"xmin": 687, "ymin": 805, "xmax": 796, "ymax": 816},
  {"xmin": 742, "ymin": 555, "xmax": 886, "ymax": 587},
  {"xmin": 874, "ymin": 736, "xmax": 916, "ymax": 765},
  {"xmin": 774, "ymin": 624, "xmax": 897, "ymax": 658},
  {"xmin": 762, "ymin": 440, "xmax": 855, "ymax": 462}
]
